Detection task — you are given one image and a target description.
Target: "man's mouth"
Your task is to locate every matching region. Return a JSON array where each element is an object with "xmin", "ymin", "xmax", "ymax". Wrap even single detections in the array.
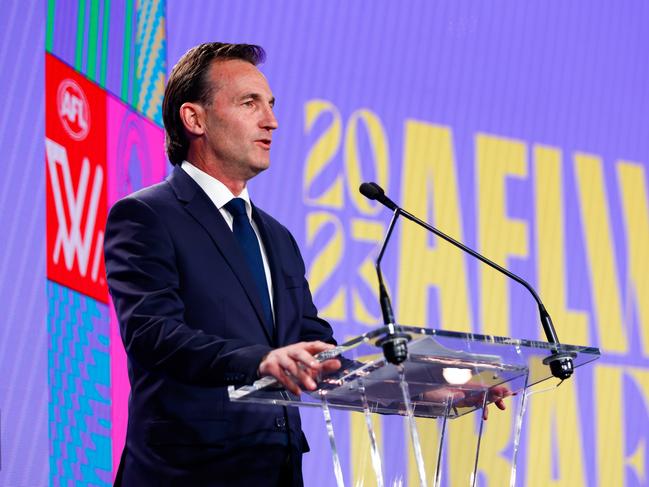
[{"xmin": 256, "ymin": 139, "xmax": 272, "ymax": 150}]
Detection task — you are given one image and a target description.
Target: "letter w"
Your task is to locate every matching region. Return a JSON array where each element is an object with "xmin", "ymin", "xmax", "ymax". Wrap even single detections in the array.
[{"xmin": 46, "ymin": 138, "xmax": 104, "ymax": 281}]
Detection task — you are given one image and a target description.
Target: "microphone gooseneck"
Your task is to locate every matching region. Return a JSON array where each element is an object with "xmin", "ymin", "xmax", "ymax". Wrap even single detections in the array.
[{"xmin": 367, "ymin": 188, "xmax": 410, "ymax": 365}]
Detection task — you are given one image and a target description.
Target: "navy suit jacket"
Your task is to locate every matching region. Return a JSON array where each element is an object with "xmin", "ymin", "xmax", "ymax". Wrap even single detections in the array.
[{"xmin": 104, "ymin": 166, "xmax": 335, "ymax": 484}]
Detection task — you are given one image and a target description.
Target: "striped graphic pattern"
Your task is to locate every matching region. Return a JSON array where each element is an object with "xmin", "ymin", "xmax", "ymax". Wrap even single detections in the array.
[
  {"xmin": 133, "ymin": 0, "xmax": 166, "ymax": 124},
  {"xmin": 46, "ymin": 0, "xmax": 112, "ymax": 87},
  {"xmin": 48, "ymin": 281, "xmax": 111, "ymax": 486},
  {"xmin": 47, "ymin": 0, "xmax": 167, "ymax": 126}
]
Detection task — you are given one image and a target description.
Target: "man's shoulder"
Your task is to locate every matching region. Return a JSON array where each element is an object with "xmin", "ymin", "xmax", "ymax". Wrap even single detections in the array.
[
  {"xmin": 120, "ymin": 179, "xmax": 173, "ymax": 204},
  {"xmin": 111, "ymin": 177, "xmax": 180, "ymax": 212},
  {"xmin": 107, "ymin": 179, "xmax": 181, "ymax": 226}
]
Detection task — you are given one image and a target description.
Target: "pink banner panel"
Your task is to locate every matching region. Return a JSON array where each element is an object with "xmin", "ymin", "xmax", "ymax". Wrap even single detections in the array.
[{"xmin": 106, "ymin": 93, "xmax": 166, "ymax": 478}]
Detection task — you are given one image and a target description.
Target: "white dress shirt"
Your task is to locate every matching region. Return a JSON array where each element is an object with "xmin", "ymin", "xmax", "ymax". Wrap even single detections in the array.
[{"xmin": 181, "ymin": 161, "xmax": 274, "ymax": 317}]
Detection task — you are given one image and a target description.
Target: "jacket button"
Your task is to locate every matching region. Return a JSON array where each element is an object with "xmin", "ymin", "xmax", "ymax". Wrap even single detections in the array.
[{"xmin": 275, "ymin": 417, "xmax": 286, "ymax": 429}]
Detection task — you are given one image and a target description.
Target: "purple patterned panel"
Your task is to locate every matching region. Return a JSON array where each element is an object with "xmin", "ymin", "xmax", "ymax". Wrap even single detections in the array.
[{"xmin": 0, "ymin": 0, "xmax": 48, "ymax": 485}]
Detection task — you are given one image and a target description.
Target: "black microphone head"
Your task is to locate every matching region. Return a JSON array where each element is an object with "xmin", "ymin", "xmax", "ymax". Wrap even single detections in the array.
[
  {"xmin": 369, "ymin": 182, "xmax": 385, "ymax": 196},
  {"xmin": 359, "ymin": 182, "xmax": 382, "ymax": 200},
  {"xmin": 360, "ymin": 182, "xmax": 398, "ymax": 211}
]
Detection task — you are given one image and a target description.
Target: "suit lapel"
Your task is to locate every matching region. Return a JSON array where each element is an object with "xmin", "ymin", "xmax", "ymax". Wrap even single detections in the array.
[{"xmin": 167, "ymin": 167, "xmax": 273, "ymax": 344}]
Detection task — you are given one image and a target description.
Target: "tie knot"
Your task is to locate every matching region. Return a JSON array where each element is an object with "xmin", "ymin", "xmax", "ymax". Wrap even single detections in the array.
[{"xmin": 224, "ymin": 198, "xmax": 247, "ymax": 218}]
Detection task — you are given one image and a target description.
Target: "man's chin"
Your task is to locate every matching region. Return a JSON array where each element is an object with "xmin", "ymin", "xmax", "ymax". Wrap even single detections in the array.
[{"xmin": 249, "ymin": 160, "xmax": 270, "ymax": 176}]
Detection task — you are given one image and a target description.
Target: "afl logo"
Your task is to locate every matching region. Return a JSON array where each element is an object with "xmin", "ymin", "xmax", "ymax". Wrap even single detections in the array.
[{"xmin": 57, "ymin": 79, "xmax": 90, "ymax": 141}]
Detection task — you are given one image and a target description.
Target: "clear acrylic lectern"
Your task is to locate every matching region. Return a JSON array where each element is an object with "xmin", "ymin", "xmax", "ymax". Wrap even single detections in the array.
[{"xmin": 228, "ymin": 325, "xmax": 600, "ymax": 487}]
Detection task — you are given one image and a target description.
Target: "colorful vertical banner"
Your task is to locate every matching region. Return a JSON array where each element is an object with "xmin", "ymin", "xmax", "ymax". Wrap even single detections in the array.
[
  {"xmin": 106, "ymin": 93, "xmax": 166, "ymax": 476},
  {"xmin": 46, "ymin": 0, "xmax": 167, "ymax": 482},
  {"xmin": 46, "ymin": 51, "xmax": 112, "ymax": 486}
]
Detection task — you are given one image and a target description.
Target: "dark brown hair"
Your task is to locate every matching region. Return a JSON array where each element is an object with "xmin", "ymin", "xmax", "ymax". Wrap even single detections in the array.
[{"xmin": 162, "ymin": 42, "xmax": 266, "ymax": 165}]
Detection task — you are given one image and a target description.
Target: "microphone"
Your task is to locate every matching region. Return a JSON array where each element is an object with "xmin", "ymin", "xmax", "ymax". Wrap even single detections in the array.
[
  {"xmin": 360, "ymin": 182, "xmax": 575, "ymax": 380},
  {"xmin": 362, "ymin": 182, "xmax": 410, "ymax": 365},
  {"xmin": 359, "ymin": 182, "xmax": 398, "ymax": 211}
]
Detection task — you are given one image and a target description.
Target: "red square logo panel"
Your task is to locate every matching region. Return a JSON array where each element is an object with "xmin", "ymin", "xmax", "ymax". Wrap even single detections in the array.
[{"xmin": 46, "ymin": 54, "xmax": 108, "ymax": 303}]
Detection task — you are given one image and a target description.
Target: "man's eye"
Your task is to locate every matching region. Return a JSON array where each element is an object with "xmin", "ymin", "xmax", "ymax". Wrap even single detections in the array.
[{"xmin": 243, "ymin": 100, "xmax": 255, "ymax": 107}]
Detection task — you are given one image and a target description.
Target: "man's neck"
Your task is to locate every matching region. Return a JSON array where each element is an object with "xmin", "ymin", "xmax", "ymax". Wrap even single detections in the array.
[{"xmin": 184, "ymin": 155, "xmax": 246, "ymax": 196}]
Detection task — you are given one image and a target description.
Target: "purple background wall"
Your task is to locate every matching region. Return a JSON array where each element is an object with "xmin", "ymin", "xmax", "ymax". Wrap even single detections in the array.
[
  {"xmin": 164, "ymin": 3, "xmax": 649, "ymax": 485},
  {"xmin": 0, "ymin": 1, "xmax": 49, "ymax": 486},
  {"xmin": 1, "ymin": 1, "xmax": 648, "ymax": 485}
]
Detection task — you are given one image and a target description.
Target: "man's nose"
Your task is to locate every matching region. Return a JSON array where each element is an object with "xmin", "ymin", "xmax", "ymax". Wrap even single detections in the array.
[{"xmin": 260, "ymin": 104, "xmax": 278, "ymax": 130}]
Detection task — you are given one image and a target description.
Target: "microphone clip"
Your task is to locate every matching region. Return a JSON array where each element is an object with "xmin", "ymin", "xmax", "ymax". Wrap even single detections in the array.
[{"xmin": 377, "ymin": 331, "xmax": 411, "ymax": 365}]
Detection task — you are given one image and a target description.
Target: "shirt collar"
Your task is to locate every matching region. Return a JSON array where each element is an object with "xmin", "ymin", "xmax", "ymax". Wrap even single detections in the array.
[{"xmin": 181, "ymin": 161, "xmax": 253, "ymax": 218}]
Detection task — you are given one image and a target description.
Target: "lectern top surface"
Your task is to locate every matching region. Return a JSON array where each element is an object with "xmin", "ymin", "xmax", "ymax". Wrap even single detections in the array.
[{"xmin": 228, "ymin": 325, "xmax": 600, "ymax": 418}]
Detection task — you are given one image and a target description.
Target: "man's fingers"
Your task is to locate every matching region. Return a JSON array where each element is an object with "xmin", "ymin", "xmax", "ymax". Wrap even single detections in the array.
[
  {"xmin": 280, "ymin": 349, "xmax": 322, "ymax": 390},
  {"xmin": 302, "ymin": 340, "xmax": 335, "ymax": 354},
  {"xmin": 278, "ymin": 374, "xmax": 301, "ymax": 395},
  {"xmin": 259, "ymin": 355, "xmax": 299, "ymax": 393},
  {"xmin": 263, "ymin": 361, "xmax": 301, "ymax": 395},
  {"xmin": 490, "ymin": 385, "xmax": 512, "ymax": 400},
  {"xmin": 288, "ymin": 342, "xmax": 341, "ymax": 374},
  {"xmin": 277, "ymin": 353, "xmax": 301, "ymax": 377},
  {"xmin": 286, "ymin": 348, "xmax": 322, "ymax": 388},
  {"xmin": 288, "ymin": 347, "xmax": 320, "ymax": 371},
  {"xmin": 320, "ymin": 359, "xmax": 341, "ymax": 374},
  {"xmin": 278, "ymin": 353, "xmax": 317, "ymax": 391},
  {"xmin": 275, "ymin": 363, "xmax": 303, "ymax": 394},
  {"xmin": 291, "ymin": 364, "xmax": 317, "ymax": 391},
  {"xmin": 258, "ymin": 341, "xmax": 340, "ymax": 394},
  {"xmin": 483, "ymin": 406, "xmax": 489, "ymax": 421}
]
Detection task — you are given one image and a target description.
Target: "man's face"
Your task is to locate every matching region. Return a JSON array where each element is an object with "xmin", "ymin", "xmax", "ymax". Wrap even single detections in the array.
[{"xmin": 201, "ymin": 59, "xmax": 278, "ymax": 180}]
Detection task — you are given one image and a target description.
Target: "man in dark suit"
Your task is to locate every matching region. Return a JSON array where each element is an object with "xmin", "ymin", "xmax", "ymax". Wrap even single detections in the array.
[{"xmin": 104, "ymin": 42, "xmax": 340, "ymax": 486}]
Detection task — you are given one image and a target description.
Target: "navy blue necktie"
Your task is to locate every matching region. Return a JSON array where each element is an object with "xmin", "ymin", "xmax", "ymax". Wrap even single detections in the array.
[{"xmin": 224, "ymin": 198, "xmax": 274, "ymax": 334}]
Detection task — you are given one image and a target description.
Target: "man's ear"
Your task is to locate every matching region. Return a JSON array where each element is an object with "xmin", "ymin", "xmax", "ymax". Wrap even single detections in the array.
[{"xmin": 179, "ymin": 102, "xmax": 205, "ymax": 136}]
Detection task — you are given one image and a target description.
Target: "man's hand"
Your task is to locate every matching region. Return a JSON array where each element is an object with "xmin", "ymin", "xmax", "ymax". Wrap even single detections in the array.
[
  {"xmin": 258, "ymin": 341, "xmax": 341, "ymax": 395},
  {"xmin": 481, "ymin": 384, "xmax": 510, "ymax": 420},
  {"xmin": 422, "ymin": 384, "xmax": 512, "ymax": 420},
  {"xmin": 462, "ymin": 384, "xmax": 510, "ymax": 420}
]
